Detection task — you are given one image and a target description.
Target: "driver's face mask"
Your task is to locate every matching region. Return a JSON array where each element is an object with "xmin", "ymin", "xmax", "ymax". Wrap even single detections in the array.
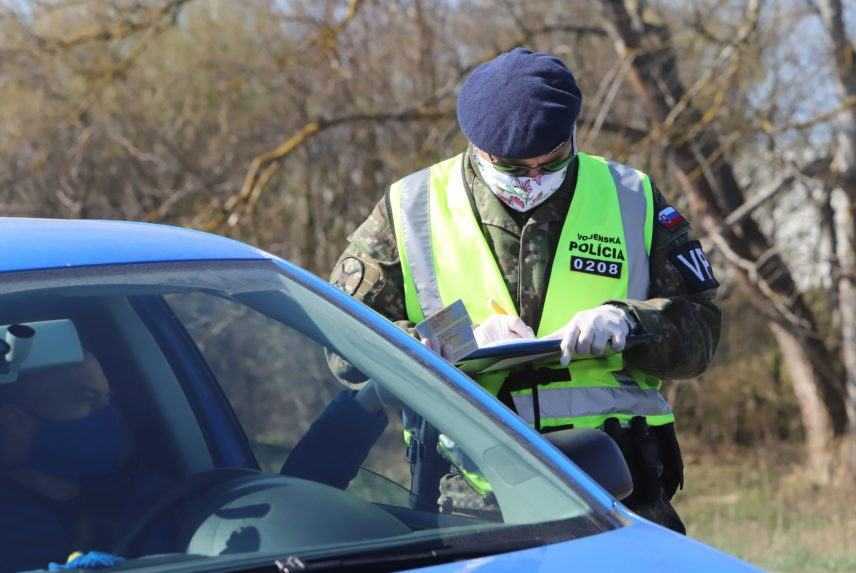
[
  {"xmin": 30, "ymin": 403, "xmax": 130, "ymax": 480},
  {"xmin": 475, "ymin": 126, "xmax": 576, "ymax": 212}
]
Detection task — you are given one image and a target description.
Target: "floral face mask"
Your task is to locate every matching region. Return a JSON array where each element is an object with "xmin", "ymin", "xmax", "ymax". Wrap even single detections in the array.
[{"xmin": 474, "ymin": 153, "xmax": 570, "ymax": 212}]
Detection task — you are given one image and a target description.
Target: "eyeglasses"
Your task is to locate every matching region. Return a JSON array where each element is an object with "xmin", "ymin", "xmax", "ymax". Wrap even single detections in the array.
[{"xmin": 486, "ymin": 141, "xmax": 574, "ymax": 177}]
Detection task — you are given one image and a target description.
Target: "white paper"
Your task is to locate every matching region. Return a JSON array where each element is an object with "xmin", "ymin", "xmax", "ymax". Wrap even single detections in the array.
[{"xmin": 414, "ymin": 300, "xmax": 478, "ymax": 363}]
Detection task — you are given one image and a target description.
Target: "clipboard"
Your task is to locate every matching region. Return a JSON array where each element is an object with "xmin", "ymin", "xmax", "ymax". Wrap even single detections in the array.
[{"xmin": 456, "ymin": 334, "xmax": 657, "ymax": 374}]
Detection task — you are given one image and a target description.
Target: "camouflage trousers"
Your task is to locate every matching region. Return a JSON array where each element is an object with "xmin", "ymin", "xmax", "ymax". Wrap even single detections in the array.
[{"xmin": 437, "ymin": 471, "xmax": 500, "ymax": 516}]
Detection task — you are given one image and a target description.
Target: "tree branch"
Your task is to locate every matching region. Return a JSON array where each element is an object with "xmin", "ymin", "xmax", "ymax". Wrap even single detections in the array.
[
  {"xmin": 193, "ymin": 109, "xmax": 452, "ymax": 231},
  {"xmin": 24, "ymin": 0, "xmax": 193, "ymax": 52}
]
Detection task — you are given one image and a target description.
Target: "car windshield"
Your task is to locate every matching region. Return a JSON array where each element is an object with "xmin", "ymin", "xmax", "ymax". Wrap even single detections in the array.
[{"xmin": 0, "ymin": 261, "xmax": 607, "ymax": 572}]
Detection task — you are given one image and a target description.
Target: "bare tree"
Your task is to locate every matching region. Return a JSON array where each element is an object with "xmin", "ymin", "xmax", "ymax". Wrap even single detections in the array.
[
  {"xmin": 811, "ymin": 0, "xmax": 856, "ymax": 475},
  {"xmin": 596, "ymin": 0, "xmax": 853, "ymax": 481}
]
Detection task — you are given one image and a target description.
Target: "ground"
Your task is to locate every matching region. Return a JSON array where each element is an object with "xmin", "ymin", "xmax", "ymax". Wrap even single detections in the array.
[{"xmin": 675, "ymin": 442, "xmax": 856, "ymax": 573}]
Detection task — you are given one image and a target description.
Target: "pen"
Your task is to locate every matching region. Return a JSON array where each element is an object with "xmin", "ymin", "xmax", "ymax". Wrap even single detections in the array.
[{"xmin": 490, "ymin": 299, "xmax": 509, "ymax": 315}]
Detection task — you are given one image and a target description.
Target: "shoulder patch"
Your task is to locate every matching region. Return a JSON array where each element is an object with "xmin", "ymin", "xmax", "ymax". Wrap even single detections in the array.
[
  {"xmin": 657, "ymin": 206, "xmax": 686, "ymax": 231},
  {"xmin": 669, "ymin": 240, "xmax": 719, "ymax": 293},
  {"xmin": 333, "ymin": 257, "xmax": 366, "ymax": 295}
]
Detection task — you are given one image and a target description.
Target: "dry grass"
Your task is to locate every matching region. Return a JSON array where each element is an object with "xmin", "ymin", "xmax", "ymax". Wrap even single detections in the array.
[{"xmin": 674, "ymin": 442, "xmax": 856, "ymax": 572}]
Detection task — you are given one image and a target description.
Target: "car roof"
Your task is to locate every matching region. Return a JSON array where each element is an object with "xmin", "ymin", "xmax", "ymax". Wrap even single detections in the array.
[{"xmin": 0, "ymin": 218, "xmax": 271, "ymax": 272}]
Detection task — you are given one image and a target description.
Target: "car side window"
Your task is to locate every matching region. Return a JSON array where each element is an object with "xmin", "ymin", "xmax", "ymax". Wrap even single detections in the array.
[{"xmin": 163, "ymin": 292, "xmax": 413, "ymax": 504}]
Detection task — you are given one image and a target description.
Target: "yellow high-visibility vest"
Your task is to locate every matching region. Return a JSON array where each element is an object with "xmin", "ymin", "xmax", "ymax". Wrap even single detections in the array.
[{"xmin": 389, "ymin": 152, "xmax": 673, "ymax": 430}]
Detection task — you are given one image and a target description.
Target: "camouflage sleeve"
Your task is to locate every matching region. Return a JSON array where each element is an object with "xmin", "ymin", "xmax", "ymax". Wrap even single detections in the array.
[
  {"xmin": 326, "ymin": 194, "xmax": 417, "ymax": 383},
  {"xmin": 608, "ymin": 185, "xmax": 722, "ymax": 379},
  {"xmin": 329, "ymin": 194, "xmax": 412, "ymax": 324}
]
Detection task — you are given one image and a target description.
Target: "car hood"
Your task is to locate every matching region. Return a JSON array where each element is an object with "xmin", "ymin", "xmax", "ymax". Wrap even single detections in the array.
[{"xmin": 407, "ymin": 519, "xmax": 759, "ymax": 573}]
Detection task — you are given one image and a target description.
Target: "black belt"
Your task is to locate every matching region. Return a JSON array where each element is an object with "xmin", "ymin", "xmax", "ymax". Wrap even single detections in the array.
[{"xmin": 497, "ymin": 367, "xmax": 572, "ymax": 432}]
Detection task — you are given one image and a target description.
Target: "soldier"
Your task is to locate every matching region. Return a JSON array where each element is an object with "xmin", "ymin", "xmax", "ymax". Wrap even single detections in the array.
[{"xmin": 329, "ymin": 48, "xmax": 720, "ymax": 533}]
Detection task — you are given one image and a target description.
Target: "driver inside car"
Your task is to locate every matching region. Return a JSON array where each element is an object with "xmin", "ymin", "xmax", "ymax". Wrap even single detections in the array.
[
  {"xmin": 0, "ymin": 351, "xmax": 133, "ymax": 568},
  {"xmin": 281, "ymin": 380, "xmax": 493, "ymax": 515}
]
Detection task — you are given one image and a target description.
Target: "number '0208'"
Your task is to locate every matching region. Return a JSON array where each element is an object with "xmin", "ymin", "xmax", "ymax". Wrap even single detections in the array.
[{"xmin": 570, "ymin": 256, "xmax": 622, "ymax": 279}]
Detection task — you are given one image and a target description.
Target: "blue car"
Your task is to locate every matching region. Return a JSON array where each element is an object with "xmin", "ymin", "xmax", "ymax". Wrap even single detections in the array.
[{"xmin": 0, "ymin": 218, "xmax": 757, "ymax": 572}]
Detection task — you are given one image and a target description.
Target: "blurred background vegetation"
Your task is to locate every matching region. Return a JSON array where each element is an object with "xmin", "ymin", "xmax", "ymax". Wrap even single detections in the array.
[{"xmin": 1, "ymin": 1, "xmax": 855, "ymax": 569}]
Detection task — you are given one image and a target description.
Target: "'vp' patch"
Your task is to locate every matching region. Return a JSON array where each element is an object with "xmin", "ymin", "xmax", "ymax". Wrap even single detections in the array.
[{"xmin": 669, "ymin": 241, "xmax": 719, "ymax": 293}]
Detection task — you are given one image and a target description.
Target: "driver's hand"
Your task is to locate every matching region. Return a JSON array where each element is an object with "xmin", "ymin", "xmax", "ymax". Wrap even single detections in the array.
[
  {"xmin": 355, "ymin": 380, "xmax": 401, "ymax": 414},
  {"xmin": 546, "ymin": 305, "xmax": 633, "ymax": 366}
]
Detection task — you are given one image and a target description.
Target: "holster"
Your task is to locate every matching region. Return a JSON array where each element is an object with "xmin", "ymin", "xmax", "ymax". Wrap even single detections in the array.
[
  {"xmin": 603, "ymin": 417, "xmax": 684, "ymax": 503},
  {"xmin": 652, "ymin": 422, "xmax": 684, "ymax": 499}
]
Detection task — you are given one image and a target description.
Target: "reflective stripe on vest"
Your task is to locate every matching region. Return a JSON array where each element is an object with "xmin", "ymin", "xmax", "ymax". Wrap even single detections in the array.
[
  {"xmin": 389, "ymin": 152, "xmax": 673, "ymax": 428},
  {"xmin": 510, "ymin": 386, "xmax": 672, "ymax": 424},
  {"xmin": 392, "ymin": 168, "xmax": 443, "ymax": 322}
]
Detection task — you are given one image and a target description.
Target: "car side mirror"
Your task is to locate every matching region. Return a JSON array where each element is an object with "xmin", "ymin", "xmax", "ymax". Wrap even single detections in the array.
[{"xmin": 543, "ymin": 428, "xmax": 633, "ymax": 500}]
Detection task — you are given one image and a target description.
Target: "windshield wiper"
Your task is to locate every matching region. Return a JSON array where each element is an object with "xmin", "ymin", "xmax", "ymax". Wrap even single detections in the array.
[
  {"xmin": 274, "ymin": 516, "xmax": 605, "ymax": 572},
  {"xmin": 275, "ymin": 538, "xmax": 533, "ymax": 572}
]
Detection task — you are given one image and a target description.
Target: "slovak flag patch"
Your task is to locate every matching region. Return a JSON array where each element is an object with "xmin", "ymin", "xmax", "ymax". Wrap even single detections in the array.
[{"xmin": 657, "ymin": 206, "xmax": 686, "ymax": 230}]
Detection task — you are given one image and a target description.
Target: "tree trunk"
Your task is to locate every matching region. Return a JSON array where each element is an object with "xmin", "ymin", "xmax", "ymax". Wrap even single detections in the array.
[
  {"xmin": 819, "ymin": 0, "xmax": 856, "ymax": 478},
  {"xmin": 769, "ymin": 324, "xmax": 836, "ymax": 482},
  {"xmin": 831, "ymin": 189, "xmax": 856, "ymax": 477},
  {"xmin": 597, "ymin": 0, "xmax": 849, "ymax": 480}
]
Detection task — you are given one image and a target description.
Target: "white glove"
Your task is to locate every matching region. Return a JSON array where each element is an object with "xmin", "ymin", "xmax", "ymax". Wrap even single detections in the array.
[
  {"xmin": 548, "ymin": 305, "xmax": 633, "ymax": 366},
  {"xmin": 473, "ymin": 314, "xmax": 535, "ymax": 347}
]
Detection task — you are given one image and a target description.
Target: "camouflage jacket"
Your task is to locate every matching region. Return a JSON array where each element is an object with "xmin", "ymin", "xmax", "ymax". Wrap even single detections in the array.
[{"xmin": 331, "ymin": 149, "xmax": 721, "ymax": 380}]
